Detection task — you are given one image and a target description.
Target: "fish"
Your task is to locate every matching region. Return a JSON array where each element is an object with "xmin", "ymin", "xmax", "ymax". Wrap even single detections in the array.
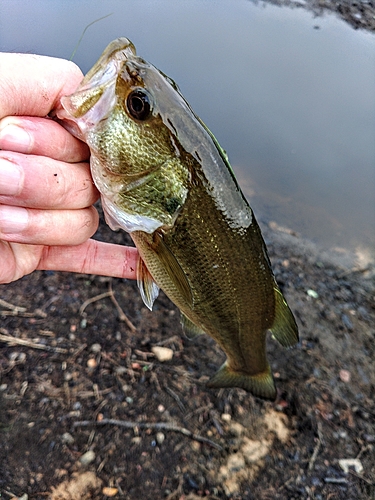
[{"xmin": 58, "ymin": 38, "xmax": 298, "ymax": 400}]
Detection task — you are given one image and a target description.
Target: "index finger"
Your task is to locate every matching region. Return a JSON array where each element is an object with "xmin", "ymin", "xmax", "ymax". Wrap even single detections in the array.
[{"xmin": 0, "ymin": 53, "xmax": 83, "ymax": 119}]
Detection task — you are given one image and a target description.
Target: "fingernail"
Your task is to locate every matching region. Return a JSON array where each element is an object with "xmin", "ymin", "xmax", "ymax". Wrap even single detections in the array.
[
  {"xmin": 0, "ymin": 123, "xmax": 32, "ymax": 153},
  {"xmin": 0, "ymin": 158, "xmax": 23, "ymax": 195},
  {"xmin": 0, "ymin": 205, "xmax": 29, "ymax": 234}
]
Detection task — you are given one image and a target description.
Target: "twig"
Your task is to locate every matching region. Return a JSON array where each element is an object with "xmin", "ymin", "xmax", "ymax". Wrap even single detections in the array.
[
  {"xmin": 73, "ymin": 418, "xmax": 223, "ymax": 451},
  {"xmin": 337, "ymin": 265, "xmax": 372, "ymax": 278},
  {"xmin": 0, "ymin": 332, "xmax": 67, "ymax": 353},
  {"xmin": 164, "ymin": 385, "xmax": 186, "ymax": 412},
  {"xmin": 349, "ymin": 470, "xmax": 375, "ymax": 485},
  {"xmin": 79, "ymin": 283, "xmax": 137, "ymax": 332},
  {"xmin": 0, "ymin": 310, "xmax": 46, "ymax": 317},
  {"xmin": 0, "ymin": 298, "xmax": 27, "ymax": 313},
  {"xmin": 79, "ymin": 291, "xmax": 112, "ymax": 315},
  {"xmin": 308, "ymin": 421, "xmax": 323, "ymax": 471},
  {"xmin": 184, "ymin": 403, "xmax": 214, "ymax": 421},
  {"xmin": 108, "ymin": 281, "xmax": 136, "ymax": 332},
  {"xmin": 165, "ymin": 476, "xmax": 184, "ymax": 500},
  {"xmin": 155, "ymin": 335, "xmax": 183, "ymax": 348}
]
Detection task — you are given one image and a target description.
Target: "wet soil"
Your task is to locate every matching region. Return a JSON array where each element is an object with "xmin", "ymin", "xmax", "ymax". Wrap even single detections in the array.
[
  {"xmin": 255, "ymin": 0, "xmax": 375, "ymax": 32},
  {"xmin": 1, "ymin": 210, "xmax": 374, "ymax": 500}
]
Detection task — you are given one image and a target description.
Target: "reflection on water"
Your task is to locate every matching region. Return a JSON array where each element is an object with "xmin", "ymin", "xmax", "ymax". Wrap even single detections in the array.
[{"xmin": 0, "ymin": 0, "xmax": 374, "ymax": 259}]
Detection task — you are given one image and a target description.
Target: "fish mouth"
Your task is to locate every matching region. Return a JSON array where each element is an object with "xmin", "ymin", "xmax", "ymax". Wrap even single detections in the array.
[
  {"xmin": 56, "ymin": 58, "xmax": 119, "ymax": 141},
  {"xmin": 56, "ymin": 38, "xmax": 137, "ymax": 140},
  {"xmin": 57, "ymin": 43, "xmax": 135, "ymax": 140}
]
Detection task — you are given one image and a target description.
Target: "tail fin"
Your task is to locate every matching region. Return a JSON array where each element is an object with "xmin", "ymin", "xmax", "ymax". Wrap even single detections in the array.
[{"xmin": 207, "ymin": 362, "xmax": 276, "ymax": 401}]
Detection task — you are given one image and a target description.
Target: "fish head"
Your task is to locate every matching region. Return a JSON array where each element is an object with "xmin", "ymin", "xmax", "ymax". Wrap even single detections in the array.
[{"xmin": 58, "ymin": 37, "xmax": 191, "ymax": 233}]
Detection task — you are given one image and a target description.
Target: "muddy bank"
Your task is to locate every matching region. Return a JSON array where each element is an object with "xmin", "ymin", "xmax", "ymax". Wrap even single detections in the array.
[
  {"xmin": 0, "ymin": 213, "xmax": 374, "ymax": 499},
  {"xmin": 253, "ymin": 0, "xmax": 375, "ymax": 32}
]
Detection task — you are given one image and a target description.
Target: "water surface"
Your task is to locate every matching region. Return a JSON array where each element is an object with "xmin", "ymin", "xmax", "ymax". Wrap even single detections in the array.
[{"xmin": 1, "ymin": 0, "xmax": 374, "ymax": 259}]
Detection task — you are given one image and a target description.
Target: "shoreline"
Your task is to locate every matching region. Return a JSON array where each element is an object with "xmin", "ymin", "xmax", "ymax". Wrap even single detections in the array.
[{"xmin": 255, "ymin": 0, "xmax": 375, "ymax": 32}]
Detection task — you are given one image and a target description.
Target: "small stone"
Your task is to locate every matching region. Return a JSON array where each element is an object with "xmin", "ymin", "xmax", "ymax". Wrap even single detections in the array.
[
  {"xmin": 9, "ymin": 351, "xmax": 20, "ymax": 361},
  {"xmin": 102, "ymin": 487, "xmax": 118, "ymax": 497},
  {"xmin": 341, "ymin": 314, "xmax": 353, "ymax": 331},
  {"xmin": 79, "ymin": 450, "xmax": 96, "ymax": 466},
  {"xmin": 339, "ymin": 458, "xmax": 363, "ymax": 474},
  {"xmin": 152, "ymin": 346, "xmax": 174, "ymax": 362},
  {"xmin": 339, "ymin": 369, "xmax": 351, "ymax": 383},
  {"xmin": 221, "ymin": 413, "xmax": 231, "ymax": 422},
  {"xmin": 61, "ymin": 432, "xmax": 75, "ymax": 445},
  {"xmin": 87, "ymin": 358, "xmax": 97, "ymax": 369},
  {"xmin": 191, "ymin": 441, "xmax": 201, "ymax": 451},
  {"xmin": 157, "ymin": 404, "xmax": 165, "ymax": 413},
  {"xmin": 156, "ymin": 432, "xmax": 165, "ymax": 444},
  {"xmin": 229, "ymin": 422, "xmax": 245, "ymax": 436},
  {"xmin": 19, "ymin": 352, "xmax": 27, "ymax": 363},
  {"xmin": 307, "ymin": 289, "xmax": 319, "ymax": 299},
  {"xmin": 90, "ymin": 343, "xmax": 101, "ymax": 353}
]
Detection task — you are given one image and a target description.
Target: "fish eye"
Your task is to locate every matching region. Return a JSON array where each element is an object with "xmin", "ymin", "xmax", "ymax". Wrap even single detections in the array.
[{"xmin": 126, "ymin": 89, "xmax": 152, "ymax": 120}]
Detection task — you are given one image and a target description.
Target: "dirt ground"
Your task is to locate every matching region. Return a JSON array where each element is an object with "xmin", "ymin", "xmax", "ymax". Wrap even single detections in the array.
[{"xmin": 1, "ymin": 210, "xmax": 374, "ymax": 500}]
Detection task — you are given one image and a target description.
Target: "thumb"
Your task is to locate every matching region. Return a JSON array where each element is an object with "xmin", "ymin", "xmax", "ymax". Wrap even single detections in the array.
[{"xmin": 0, "ymin": 53, "xmax": 83, "ymax": 120}]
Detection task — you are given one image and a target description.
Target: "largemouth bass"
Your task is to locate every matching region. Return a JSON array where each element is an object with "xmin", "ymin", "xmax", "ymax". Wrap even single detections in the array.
[{"xmin": 58, "ymin": 38, "xmax": 298, "ymax": 400}]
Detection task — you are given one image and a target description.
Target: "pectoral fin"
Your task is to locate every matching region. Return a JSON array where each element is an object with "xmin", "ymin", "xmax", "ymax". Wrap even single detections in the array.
[
  {"xmin": 181, "ymin": 312, "xmax": 205, "ymax": 339},
  {"xmin": 137, "ymin": 257, "xmax": 160, "ymax": 310},
  {"xmin": 207, "ymin": 362, "xmax": 277, "ymax": 401},
  {"xmin": 153, "ymin": 231, "xmax": 193, "ymax": 307},
  {"xmin": 270, "ymin": 287, "xmax": 299, "ymax": 348}
]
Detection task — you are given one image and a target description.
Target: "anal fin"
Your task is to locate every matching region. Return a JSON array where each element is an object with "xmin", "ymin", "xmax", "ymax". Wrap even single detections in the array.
[
  {"xmin": 207, "ymin": 362, "xmax": 277, "ymax": 401},
  {"xmin": 181, "ymin": 312, "xmax": 205, "ymax": 339}
]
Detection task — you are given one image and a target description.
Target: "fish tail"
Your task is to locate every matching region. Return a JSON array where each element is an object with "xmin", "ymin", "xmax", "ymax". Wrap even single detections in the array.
[{"xmin": 207, "ymin": 362, "xmax": 276, "ymax": 401}]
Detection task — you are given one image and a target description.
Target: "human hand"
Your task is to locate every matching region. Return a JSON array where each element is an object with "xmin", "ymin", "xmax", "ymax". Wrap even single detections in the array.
[{"xmin": 0, "ymin": 52, "xmax": 138, "ymax": 284}]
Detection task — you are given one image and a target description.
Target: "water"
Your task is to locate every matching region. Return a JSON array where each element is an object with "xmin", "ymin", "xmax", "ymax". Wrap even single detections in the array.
[{"xmin": 1, "ymin": 0, "xmax": 374, "ymax": 260}]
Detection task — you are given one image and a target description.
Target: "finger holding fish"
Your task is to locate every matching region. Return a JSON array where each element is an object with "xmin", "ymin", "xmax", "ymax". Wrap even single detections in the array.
[{"xmin": 0, "ymin": 115, "xmax": 89, "ymax": 162}]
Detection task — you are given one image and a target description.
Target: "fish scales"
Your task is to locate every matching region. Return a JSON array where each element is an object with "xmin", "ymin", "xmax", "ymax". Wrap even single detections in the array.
[
  {"xmin": 133, "ymin": 192, "xmax": 273, "ymax": 371},
  {"xmin": 58, "ymin": 37, "xmax": 299, "ymax": 400}
]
